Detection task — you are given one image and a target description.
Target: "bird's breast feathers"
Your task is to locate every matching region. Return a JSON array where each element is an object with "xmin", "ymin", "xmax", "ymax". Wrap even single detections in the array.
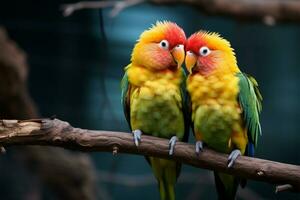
[
  {"xmin": 187, "ymin": 73, "xmax": 240, "ymax": 112},
  {"xmin": 187, "ymin": 73, "xmax": 245, "ymax": 152},
  {"xmin": 127, "ymin": 65, "xmax": 185, "ymax": 138}
]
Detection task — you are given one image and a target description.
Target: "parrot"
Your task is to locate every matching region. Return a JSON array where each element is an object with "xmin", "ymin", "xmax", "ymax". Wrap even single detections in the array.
[
  {"xmin": 185, "ymin": 31, "xmax": 262, "ymax": 200},
  {"xmin": 121, "ymin": 21, "xmax": 189, "ymax": 200}
]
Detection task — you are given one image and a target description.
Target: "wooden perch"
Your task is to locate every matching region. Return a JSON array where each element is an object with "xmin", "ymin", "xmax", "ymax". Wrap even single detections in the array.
[
  {"xmin": 0, "ymin": 118, "xmax": 300, "ymax": 193},
  {"xmin": 61, "ymin": 0, "xmax": 300, "ymax": 24}
]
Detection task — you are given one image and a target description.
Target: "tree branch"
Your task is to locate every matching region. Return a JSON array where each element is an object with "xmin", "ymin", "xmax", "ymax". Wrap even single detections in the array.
[
  {"xmin": 151, "ymin": 0, "xmax": 300, "ymax": 25},
  {"xmin": 0, "ymin": 118, "xmax": 299, "ymax": 193},
  {"xmin": 61, "ymin": 0, "xmax": 300, "ymax": 24}
]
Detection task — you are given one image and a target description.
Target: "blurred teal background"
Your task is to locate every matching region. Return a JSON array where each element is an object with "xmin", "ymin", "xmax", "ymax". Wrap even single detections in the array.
[{"xmin": 0, "ymin": 0, "xmax": 300, "ymax": 199}]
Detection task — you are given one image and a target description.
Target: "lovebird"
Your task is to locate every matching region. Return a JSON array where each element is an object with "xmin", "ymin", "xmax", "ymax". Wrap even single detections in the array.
[
  {"xmin": 121, "ymin": 21, "xmax": 189, "ymax": 200},
  {"xmin": 185, "ymin": 31, "xmax": 262, "ymax": 200}
]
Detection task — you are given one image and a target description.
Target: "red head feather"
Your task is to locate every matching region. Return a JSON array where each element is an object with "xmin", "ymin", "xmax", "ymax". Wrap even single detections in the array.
[
  {"xmin": 164, "ymin": 22, "xmax": 186, "ymax": 49},
  {"xmin": 185, "ymin": 33, "xmax": 208, "ymax": 55}
]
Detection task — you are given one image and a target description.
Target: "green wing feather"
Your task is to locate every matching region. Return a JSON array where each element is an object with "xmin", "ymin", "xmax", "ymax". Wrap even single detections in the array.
[
  {"xmin": 180, "ymin": 68, "xmax": 190, "ymax": 143},
  {"xmin": 174, "ymin": 69, "xmax": 190, "ymax": 179},
  {"xmin": 121, "ymin": 69, "xmax": 131, "ymax": 130},
  {"xmin": 237, "ymin": 72, "xmax": 262, "ymax": 147}
]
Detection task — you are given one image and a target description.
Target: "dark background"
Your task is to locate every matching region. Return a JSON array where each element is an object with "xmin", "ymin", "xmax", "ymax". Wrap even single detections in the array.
[{"xmin": 0, "ymin": 0, "xmax": 299, "ymax": 199}]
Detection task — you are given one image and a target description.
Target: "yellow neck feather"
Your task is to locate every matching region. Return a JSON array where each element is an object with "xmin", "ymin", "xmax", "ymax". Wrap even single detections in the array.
[
  {"xmin": 187, "ymin": 72, "xmax": 240, "ymax": 110},
  {"xmin": 126, "ymin": 64, "xmax": 182, "ymax": 87}
]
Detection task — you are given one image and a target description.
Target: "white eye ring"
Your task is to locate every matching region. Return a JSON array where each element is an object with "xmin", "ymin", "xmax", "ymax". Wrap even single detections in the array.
[
  {"xmin": 187, "ymin": 51, "xmax": 194, "ymax": 56},
  {"xmin": 199, "ymin": 46, "xmax": 211, "ymax": 56},
  {"xmin": 159, "ymin": 40, "xmax": 169, "ymax": 50}
]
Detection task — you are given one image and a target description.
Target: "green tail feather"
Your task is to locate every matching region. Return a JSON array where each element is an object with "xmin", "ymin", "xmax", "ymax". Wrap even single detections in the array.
[
  {"xmin": 149, "ymin": 157, "xmax": 177, "ymax": 200},
  {"xmin": 158, "ymin": 179, "xmax": 175, "ymax": 200},
  {"xmin": 214, "ymin": 172, "xmax": 239, "ymax": 200}
]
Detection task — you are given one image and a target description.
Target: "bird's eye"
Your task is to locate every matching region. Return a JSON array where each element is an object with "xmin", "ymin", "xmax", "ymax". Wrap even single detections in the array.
[
  {"xmin": 199, "ymin": 46, "xmax": 211, "ymax": 56},
  {"xmin": 187, "ymin": 51, "xmax": 194, "ymax": 56},
  {"xmin": 159, "ymin": 40, "xmax": 169, "ymax": 50}
]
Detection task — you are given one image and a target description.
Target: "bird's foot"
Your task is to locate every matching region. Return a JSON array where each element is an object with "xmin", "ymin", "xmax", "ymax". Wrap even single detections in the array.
[
  {"xmin": 169, "ymin": 136, "xmax": 178, "ymax": 155},
  {"xmin": 195, "ymin": 140, "xmax": 203, "ymax": 155},
  {"xmin": 132, "ymin": 129, "xmax": 142, "ymax": 147},
  {"xmin": 227, "ymin": 149, "xmax": 241, "ymax": 168}
]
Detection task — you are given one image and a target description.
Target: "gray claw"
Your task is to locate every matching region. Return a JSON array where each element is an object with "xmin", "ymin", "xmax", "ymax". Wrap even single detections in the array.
[
  {"xmin": 227, "ymin": 149, "xmax": 241, "ymax": 168},
  {"xmin": 169, "ymin": 136, "xmax": 178, "ymax": 155},
  {"xmin": 132, "ymin": 129, "xmax": 142, "ymax": 147},
  {"xmin": 195, "ymin": 141, "xmax": 203, "ymax": 155}
]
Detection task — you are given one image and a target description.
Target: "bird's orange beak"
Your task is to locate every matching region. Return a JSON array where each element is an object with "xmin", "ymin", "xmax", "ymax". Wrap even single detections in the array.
[
  {"xmin": 171, "ymin": 44, "xmax": 185, "ymax": 69},
  {"xmin": 185, "ymin": 51, "xmax": 197, "ymax": 74}
]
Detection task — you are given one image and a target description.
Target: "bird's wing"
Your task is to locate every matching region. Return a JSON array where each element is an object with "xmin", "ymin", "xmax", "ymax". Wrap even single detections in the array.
[
  {"xmin": 121, "ymin": 65, "xmax": 132, "ymax": 130},
  {"xmin": 180, "ymin": 68, "xmax": 191, "ymax": 143},
  {"xmin": 237, "ymin": 72, "xmax": 262, "ymax": 157},
  {"xmin": 174, "ymin": 69, "xmax": 191, "ymax": 179}
]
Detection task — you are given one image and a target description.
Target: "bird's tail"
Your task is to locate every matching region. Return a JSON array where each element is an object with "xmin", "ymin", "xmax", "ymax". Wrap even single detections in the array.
[
  {"xmin": 214, "ymin": 171, "xmax": 239, "ymax": 200},
  {"xmin": 148, "ymin": 157, "xmax": 178, "ymax": 200},
  {"xmin": 158, "ymin": 178, "xmax": 175, "ymax": 200}
]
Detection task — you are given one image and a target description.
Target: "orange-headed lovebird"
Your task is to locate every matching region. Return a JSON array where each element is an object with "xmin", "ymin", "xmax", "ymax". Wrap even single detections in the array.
[
  {"xmin": 185, "ymin": 31, "xmax": 262, "ymax": 200},
  {"xmin": 121, "ymin": 21, "xmax": 189, "ymax": 200}
]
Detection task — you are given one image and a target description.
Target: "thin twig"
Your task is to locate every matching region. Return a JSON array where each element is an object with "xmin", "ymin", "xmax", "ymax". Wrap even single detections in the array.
[
  {"xmin": 61, "ymin": 0, "xmax": 145, "ymax": 17},
  {"xmin": 275, "ymin": 184, "xmax": 294, "ymax": 193},
  {"xmin": 61, "ymin": 1, "xmax": 114, "ymax": 17},
  {"xmin": 110, "ymin": 0, "xmax": 145, "ymax": 17}
]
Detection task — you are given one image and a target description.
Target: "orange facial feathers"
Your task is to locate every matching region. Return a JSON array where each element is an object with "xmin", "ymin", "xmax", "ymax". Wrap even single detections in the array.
[
  {"xmin": 131, "ymin": 21, "xmax": 186, "ymax": 71},
  {"xmin": 185, "ymin": 31, "xmax": 239, "ymax": 75}
]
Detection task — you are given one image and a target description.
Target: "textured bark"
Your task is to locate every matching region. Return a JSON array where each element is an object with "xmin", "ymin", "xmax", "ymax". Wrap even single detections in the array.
[
  {"xmin": 0, "ymin": 27, "xmax": 97, "ymax": 200},
  {"xmin": 1, "ymin": 118, "xmax": 300, "ymax": 193},
  {"xmin": 151, "ymin": 0, "xmax": 300, "ymax": 24}
]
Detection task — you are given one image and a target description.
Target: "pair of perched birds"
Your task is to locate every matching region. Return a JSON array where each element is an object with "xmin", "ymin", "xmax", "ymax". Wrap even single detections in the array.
[{"xmin": 121, "ymin": 21, "xmax": 262, "ymax": 200}]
